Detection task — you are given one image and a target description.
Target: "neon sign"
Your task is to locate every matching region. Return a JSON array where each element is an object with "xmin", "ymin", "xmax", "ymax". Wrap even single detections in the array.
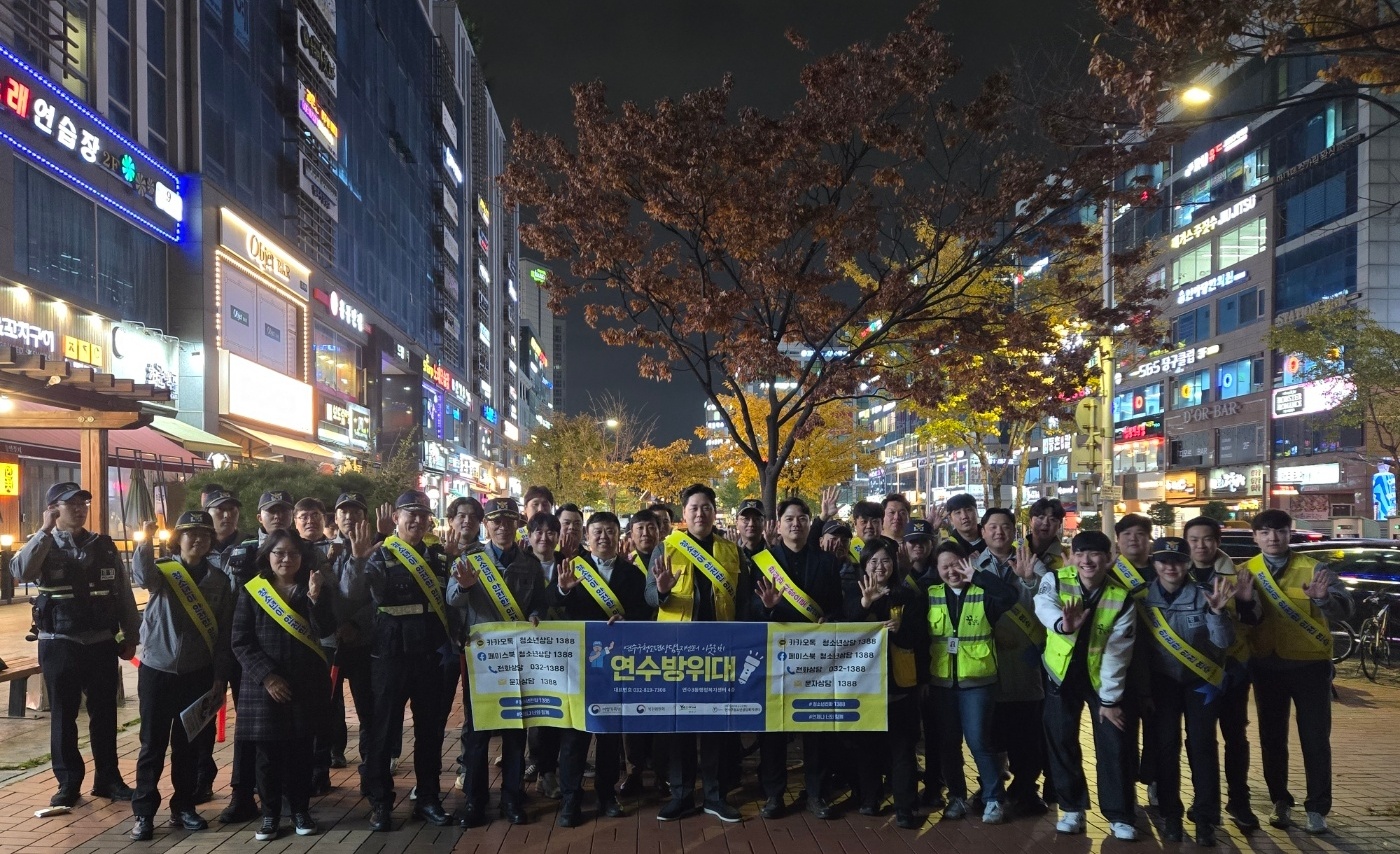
[
  {"xmin": 1176, "ymin": 269, "xmax": 1247, "ymax": 305},
  {"xmin": 1170, "ymin": 195, "xmax": 1256, "ymax": 249},
  {"xmin": 297, "ymin": 82, "xmax": 339, "ymax": 154},
  {"xmin": 0, "ymin": 41, "xmax": 184, "ymax": 242},
  {"xmin": 529, "ymin": 267, "xmax": 547, "ymax": 284},
  {"xmin": 1183, "ymin": 127, "xmax": 1249, "ymax": 178},
  {"xmin": 443, "ymin": 146, "xmax": 462, "ymax": 185},
  {"xmin": 477, "ymin": 195, "xmax": 490, "ymax": 225}
]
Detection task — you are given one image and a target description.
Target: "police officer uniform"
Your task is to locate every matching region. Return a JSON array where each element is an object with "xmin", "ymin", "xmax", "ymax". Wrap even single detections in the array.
[
  {"xmin": 10, "ymin": 482, "xmax": 140, "ymax": 807},
  {"xmin": 341, "ymin": 491, "xmax": 457, "ymax": 831},
  {"xmin": 194, "ymin": 488, "xmax": 242, "ymax": 800}
]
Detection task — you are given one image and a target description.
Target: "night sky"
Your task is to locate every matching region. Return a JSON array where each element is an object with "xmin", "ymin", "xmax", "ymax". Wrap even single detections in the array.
[{"xmin": 461, "ymin": 0, "xmax": 1095, "ymax": 445}]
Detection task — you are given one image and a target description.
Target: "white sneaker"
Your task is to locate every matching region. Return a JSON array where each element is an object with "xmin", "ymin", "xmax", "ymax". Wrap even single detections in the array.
[
  {"xmin": 1056, "ymin": 810, "xmax": 1085, "ymax": 834},
  {"xmin": 1305, "ymin": 811, "xmax": 1328, "ymax": 834},
  {"xmin": 982, "ymin": 801, "xmax": 1004, "ymax": 824},
  {"xmin": 456, "ymin": 770, "xmax": 466, "ymax": 791},
  {"xmin": 1147, "ymin": 782, "xmax": 1159, "ymax": 807},
  {"xmin": 408, "ymin": 786, "xmax": 417, "ymax": 801},
  {"xmin": 1111, "ymin": 821, "xmax": 1138, "ymax": 840}
]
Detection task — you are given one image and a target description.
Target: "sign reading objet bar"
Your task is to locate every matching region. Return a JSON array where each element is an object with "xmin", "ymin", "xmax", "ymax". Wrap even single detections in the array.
[{"xmin": 465, "ymin": 621, "xmax": 887, "ymax": 733}]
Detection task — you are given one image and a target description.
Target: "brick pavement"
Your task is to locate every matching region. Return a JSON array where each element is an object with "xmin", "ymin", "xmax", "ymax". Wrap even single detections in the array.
[{"xmin": 0, "ymin": 666, "xmax": 1394, "ymax": 854}]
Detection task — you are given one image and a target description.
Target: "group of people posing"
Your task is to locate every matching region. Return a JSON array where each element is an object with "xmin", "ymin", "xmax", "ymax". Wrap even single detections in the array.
[{"xmin": 11, "ymin": 478, "xmax": 1348, "ymax": 846}]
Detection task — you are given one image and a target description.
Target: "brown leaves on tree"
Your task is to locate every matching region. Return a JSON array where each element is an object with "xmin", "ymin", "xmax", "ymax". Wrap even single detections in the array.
[{"xmin": 503, "ymin": 1, "xmax": 1155, "ymax": 508}]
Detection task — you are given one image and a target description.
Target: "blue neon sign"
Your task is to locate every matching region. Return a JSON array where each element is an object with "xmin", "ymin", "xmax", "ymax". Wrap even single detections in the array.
[{"xmin": 0, "ymin": 41, "xmax": 184, "ymax": 243}]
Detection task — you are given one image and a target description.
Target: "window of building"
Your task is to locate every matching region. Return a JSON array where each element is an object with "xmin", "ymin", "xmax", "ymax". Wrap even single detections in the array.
[
  {"xmin": 1172, "ymin": 243, "xmax": 1213, "ymax": 288},
  {"xmin": 1218, "ymin": 423, "xmax": 1265, "ymax": 465},
  {"xmin": 107, "ymin": 0, "xmax": 133, "ymax": 132},
  {"xmin": 1278, "ymin": 147, "xmax": 1356, "ymax": 240},
  {"xmin": 1114, "ymin": 441, "xmax": 1163, "ymax": 475},
  {"xmin": 97, "ymin": 209, "xmax": 167, "ymax": 327},
  {"xmin": 1113, "ymin": 383, "xmax": 1164, "ymax": 423},
  {"xmin": 1218, "ymin": 217, "xmax": 1266, "ymax": 268},
  {"xmin": 1217, "ymin": 287, "xmax": 1264, "ymax": 334},
  {"xmin": 1171, "ymin": 368, "xmax": 1211, "ymax": 409},
  {"xmin": 146, "ymin": 0, "xmax": 169, "ymax": 159},
  {"xmin": 1275, "ymin": 99, "xmax": 1359, "ymax": 170},
  {"xmin": 1275, "ymin": 226, "xmax": 1357, "ymax": 313},
  {"xmin": 1217, "ymin": 356, "xmax": 1264, "ymax": 400},
  {"xmin": 313, "ymin": 321, "xmax": 360, "ymax": 396},
  {"xmin": 1170, "ymin": 430, "xmax": 1212, "ymax": 467},
  {"xmin": 14, "ymin": 161, "xmax": 96, "ymax": 300},
  {"xmin": 1273, "ymin": 415, "xmax": 1363, "ymax": 459},
  {"xmin": 1045, "ymin": 455, "xmax": 1068, "ymax": 483},
  {"xmin": 1171, "ymin": 306, "xmax": 1212, "ymax": 347}
]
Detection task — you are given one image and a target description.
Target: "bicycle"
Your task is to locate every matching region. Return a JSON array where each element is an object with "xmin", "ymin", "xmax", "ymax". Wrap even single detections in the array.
[
  {"xmin": 1358, "ymin": 592, "xmax": 1399, "ymax": 682},
  {"xmin": 1331, "ymin": 620, "xmax": 1356, "ymax": 664}
]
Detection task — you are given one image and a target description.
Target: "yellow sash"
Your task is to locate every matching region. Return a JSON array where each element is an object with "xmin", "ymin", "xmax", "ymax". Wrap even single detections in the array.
[
  {"xmin": 244, "ymin": 577, "xmax": 327, "ymax": 662},
  {"xmin": 751, "ymin": 548, "xmax": 824, "ymax": 622},
  {"xmin": 1249, "ymin": 562, "xmax": 1331, "ymax": 652},
  {"xmin": 888, "ymin": 604, "xmax": 918, "ymax": 688},
  {"xmin": 1145, "ymin": 605, "xmax": 1223, "ymax": 687},
  {"xmin": 156, "ymin": 559, "xmax": 218, "ymax": 652},
  {"xmin": 849, "ymin": 536, "xmax": 864, "ymax": 565},
  {"xmin": 1004, "ymin": 602, "xmax": 1040, "ymax": 641},
  {"xmin": 384, "ymin": 536, "xmax": 450, "ymax": 632},
  {"xmin": 465, "ymin": 551, "xmax": 525, "ymax": 622},
  {"xmin": 667, "ymin": 531, "xmax": 737, "ymax": 600},
  {"xmin": 571, "ymin": 556, "xmax": 626, "ymax": 619},
  {"xmin": 1113, "ymin": 556, "xmax": 1150, "ymax": 597}
]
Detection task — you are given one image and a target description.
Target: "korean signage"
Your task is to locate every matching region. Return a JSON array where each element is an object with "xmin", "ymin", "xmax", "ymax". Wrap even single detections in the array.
[
  {"xmin": 1169, "ymin": 194, "xmax": 1257, "ymax": 249},
  {"xmin": 220, "ymin": 208, "xmax": 311, "ymax": 297},
  {"xmin": 298, "ymin": 152, "xmax": 339, "ymax": 222},
  {"xmin": 1165, "ymin": 473, "xmax": 1198, "ymax": 500},
  {"xmin": 318, "ymin": 395, "xmax": 371, "ymax": 451},
  {"xmin": 220, "ymin": 350, "xmax": 313, "ymax": 434},
  {"xmin": 1041, "ymin": 434, "xmax": 1073, "ymax": 455},
  {"xmin": 109, "ymin": 322, "xmax": 177, "ymax": 397},
  {"xmin": 441, "ymin": 185, "xmax": 459, "ymax": 225},
  {"xmin": 0, "ymin": 461, "xmax": 17, "ymax": 496},
  {"xmin": 1176, "ymin": 269, "xmax": 1247, "ymax": 306},
  {"xmin": 443, "ymin": 146, "xmax": 463, "ymax": 186},
  {"xmin": 1276, "ymin": 462, "xmax": 1341, "ymax": 487},
  {"xmin": 0, "ymin": 41, "xmax": 184, "ymax": 241},
  {"xmin": 1271, "ymin": 376, "xmax": 1355, "ymax": 419},
  {"xmin": 441, "ymin": 103, "xmax": 458, "ymax": 148},
  {"xmin": 423, "ymin": 356, "xmax": 470, "ymax": 402},
  {"xmin": 0, "ymin": 314, "xmax": 55, "ymax": 352},
  {"xmin": 466, "ymin": 621, "xmax": 886, "ymax": 733},
  {"xmin": 311, "ymin": 288, "xmax": 367, "ymax": 334},
  {"xmin": 1114, "ymin": 416, "xmax": 1163, "ymax": 444},
  {"xmin": 1127, "ymin": 344, "xmax": 1220, "ymax": 379},
  {"xmin": 297, "ymin": 82, "xmax": 339, "ymax": 156},
  {"xmin": 296, "ymin": 10, "xmax": 337, "ymax": 96},
  {"xmin": 1208, "ymin": 465, "xmax": 1265, "ymax": 497},
  {"xmin": 1182, "ymin": 127, "xmax": 1249, "ymax": 178},
  {"xmin": 477, "ymin": 195, "xmax": 490, "ymax": 225}
]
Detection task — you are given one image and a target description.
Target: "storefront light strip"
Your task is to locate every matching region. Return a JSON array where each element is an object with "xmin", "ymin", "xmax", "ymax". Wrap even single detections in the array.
[
  {"xmin": 216, "ymin": 248, "xmax": 309, "ymax": 304},
  {"xmin": 0, "ymin": 42, "xmax": 180, "ymax": 184},
  {"xmin": 0, "ymin": 128, "xmax": 180, "ymax": 243}
]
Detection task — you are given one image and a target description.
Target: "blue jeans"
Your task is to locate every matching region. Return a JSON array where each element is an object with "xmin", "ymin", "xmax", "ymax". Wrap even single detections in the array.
[{"xmin": 932, "ymin": 684, "xmax": 1003, "ymax": 803}]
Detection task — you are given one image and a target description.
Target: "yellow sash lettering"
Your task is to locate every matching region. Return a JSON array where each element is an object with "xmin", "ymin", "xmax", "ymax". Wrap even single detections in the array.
[
  {"xmin": 1004, "ymin": 602, "xmax": 1039, "ymax": 641},
  {"xmin": 244, "ymin": 577, "xmax": 326, "ymax": 662},
  {"xmin": 385, "ymin": 536, "xmax": 450, "ymax": 633},
  {"xmin": 751, "ymin": 549, "xmax": 823, "ymax": 623},
  {"xmin": 667, "ymin": 532, "xmax": 737, "ymax": 599},
  {"xmin": 1113, "ymin": 556, "xmax": 1149, "ymax": 597},
  {"xmin": 465, "ymin": 552, "xmax": 526, "ymax": 622},
  {"xmin": 1145, "ymin": 606, "xmax": 1223, "ymax": 687},
  {"xmin": 1249, "ymin": 563, "xmax": 1331, "ymax": 652},
  {"xmin": 156, "ymin": 559, "xmax": 217, "ymax": 652},
  {"xmin": 571, "ymin": 556, "xmax": 625, "ymax": 619}
]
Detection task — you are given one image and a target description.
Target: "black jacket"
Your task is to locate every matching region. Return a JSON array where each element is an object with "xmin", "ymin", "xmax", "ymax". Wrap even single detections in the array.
[
  {"xmin": 846, "ymin": 574, "xmax": 929, "ymax": 694},
  {"xmin": 550, "ymin": 553, "xmax": 652, "ymax": 621},
  {"xmin": 230, "ymin": 579, "xmax": 335, "ymax": 742},
  {"xmin": 751, "ymin": 543, "xmax": 845, "ymax": 623}
]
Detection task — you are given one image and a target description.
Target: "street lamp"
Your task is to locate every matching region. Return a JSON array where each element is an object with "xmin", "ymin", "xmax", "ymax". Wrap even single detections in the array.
[
  {"xmin": 605, "ymin": 418, "xmax": 619, "ymax": 429},
  {"xmin": 1180, "ymin": 86, "xmax": 1212, "ymax": 107}
]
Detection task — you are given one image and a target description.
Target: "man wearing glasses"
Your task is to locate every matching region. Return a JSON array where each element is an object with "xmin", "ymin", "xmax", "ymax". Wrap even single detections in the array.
[{"xmin": 11, "ymin": 481, "xmax": 140, "ymax": 809}]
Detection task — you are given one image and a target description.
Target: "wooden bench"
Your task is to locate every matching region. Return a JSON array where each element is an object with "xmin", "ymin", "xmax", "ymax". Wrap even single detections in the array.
[{"xmin": 0, "ymin": 656, "xmax": 43, "ymax": 717}]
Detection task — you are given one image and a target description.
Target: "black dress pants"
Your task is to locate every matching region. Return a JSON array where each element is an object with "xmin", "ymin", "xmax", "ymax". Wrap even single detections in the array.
[
  {"xmin": 1151, "ymin": 675, "xmax": 1221, "ymax": 824},
  {"xmin": 132, "ymin": 665, "xmax": 214, "ymax": 818},
  {"xmin": 38, "ymin": 638, "xmax": 122, "ymax": 793},
  {"xmin": 1253, "ymin": 660, "xmax": 1332, "ymax": 815},
  {"xmin": 362, "ymin": 650, "xmax": 449, "ymax": 807}
]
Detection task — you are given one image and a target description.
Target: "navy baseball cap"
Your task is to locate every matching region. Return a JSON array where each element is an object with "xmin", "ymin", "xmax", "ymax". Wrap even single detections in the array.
[
  {"xmin": 45, "ymin": 482, "xmax": 92, "ymax": 505},
  {"xmin": 394, "ymin": 491, "xmax": 432, "ymax": 511},
  {"xmin": 1151, "ymin": 536, "xmax": 1190, "ymax": 562},
  {"xmin": 334, "ymin": 491, "xmax": 368, "ymax": 511},
  {"xmin": 258, "ymin": 491, "xmax": 294, "ymax": 511},
  {"xmin": 737, "ymin": 499, "xmax": 765, "ymax": 518},
  {"xmin": 174, "ymin": 510, "xmax": 216, "ymax": 532},
  {"xmin": 903, "ymin": 519, "xmax": 934, "ymax": 542},
  {"xmin": 202, "ymin": 489, "xmax": 241, "ymax": 509},
  {"xmin": 484, "ymin": 496, "xmax": 524, "ymax": 520}
]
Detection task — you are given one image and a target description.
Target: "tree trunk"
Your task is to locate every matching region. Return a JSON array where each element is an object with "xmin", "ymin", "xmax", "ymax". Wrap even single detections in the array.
[{"xmin": 760, "ymin": 464, "xmax": 780, "ymax": 522}]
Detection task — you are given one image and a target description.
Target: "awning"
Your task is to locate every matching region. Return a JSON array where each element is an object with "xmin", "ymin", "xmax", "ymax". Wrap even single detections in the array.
[
  {"xmin": 221, "ymin": 420, "xmax": 344, "ymax": 464},
  {"xmin": 0, "ymin": 426, "xmax": 203, "ymax": 465},
  {"xmin": 149, "ymin": 415, "xmax": 242, "ymax": 456}
]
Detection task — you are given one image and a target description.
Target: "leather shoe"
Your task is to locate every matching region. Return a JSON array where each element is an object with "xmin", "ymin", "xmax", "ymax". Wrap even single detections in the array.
[
  {"xmin": 192, "ymin": 785, "xmax": 214, "ymax": 805},
  {"xmin": 558, "ymin": 809, "xmax": 583, "ymax": 828},
  {"xmin": 311, "ymin": 776, "xmax": 332, "ymax": 797},
  {"xmin": 218, "ymin": 799, "xmax": 260, "ymax": 824},
  {"xmin": 858, "ymin": 804, "xmax": 880, "ymax": 817},
  {"xmin": 455, "ymin": 803, "xmax": 486, "ymax": 828},
  {"xmin": 49, "ymin": 788, "xmax": 79, "ymax": 808},
  {"xmin": 761, "ymin": 797, "xmax": 784, "ymax": 819},
  {"xmin": 599, "ymin": 800, "xmax": 625, "ymax": 818},
  {"xmin": 808, "ymin": 798, "xmax": 834, "ymax": 820},
  {"xmin": 369, "ymin": 802, "xmax": 393, "ymax": 832},
  {"xmin": 130, "ymin": 816, "xmax": 154, "ymax": 841},
  {"xmin": 329, "ymin": 751, "xmax": 348, "ymax": 769},
  {"xmin": 414, "ymin": 801, "xmax": 452, "ymax": 826},
  {"xmin": 501, "ymin": 802, "xmax": 528, "ymax": 825},
  {"xmin": 170, "ymin": 810, "xmax": 208, "ymax": 831},
  {"xmin": 895, "ymin": 810, "xmax": 923, "ymax": 830},
  {"xmin": 617, "ymin": 771, "xmax": 642, "ymax": 797},
  {"xmin": 92, "ymin": 780, "xmax": 133, "ymax": 801}
]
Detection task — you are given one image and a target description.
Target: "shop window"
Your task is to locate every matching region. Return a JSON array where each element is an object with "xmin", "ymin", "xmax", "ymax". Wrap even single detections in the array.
[
  {"xmin": 1218, "ymin": 423, "xmax": 1265, "ymax": 465},
  {"xmin": 1045, "ymin": 455, "xmax": 1069, "ymax": 483},
  {"xmin": 1171, "ymin": 369, "xmax": 1211, "ymax": 409},
  {"xmin": 1113, "ymin": 384, "xmax": 1163, "ymax": 423},
  {"xmin": 313, "ymin": 321, "xmax": 360, "ymax": 396},
  {"xmin": 1273, "ymin": 414, "xmax": 1363, "ymax": 458},
  {"xmin": 1217, "ymin": 287, "xmax": 1264, "ymax": 334},
  {"xmin": 1217, "ymin": 217, "xmax": 1266, "ymax": 268},
  {"xmin": 1170, "ymin": 430, "xmax": 1212, "ymax": 467},
  {"xmin": 1279, "ymin": 148, "xmax": 1356, "ymax": 240},
  {"xmin": 1217, "ymin": 356, "xmax": 1264, "ymax": 400}
]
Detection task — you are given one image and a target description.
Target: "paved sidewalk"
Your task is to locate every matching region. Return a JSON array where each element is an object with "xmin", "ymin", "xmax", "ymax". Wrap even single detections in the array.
[{"xmin": 0, "ymin": 665, "xmax": 1394, "ymax": 854}]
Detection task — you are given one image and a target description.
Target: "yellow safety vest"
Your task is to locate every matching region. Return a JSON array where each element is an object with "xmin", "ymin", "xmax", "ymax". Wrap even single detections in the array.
[
  {"xmin": 927, "ymin": 585, "xmax": 997, "ymax": 687},
  {"xmin": 656, "ymin": 534, "xmax": 742, "ymax": 622},
  {"xmin": 1244, "ymin": 553, "xmax": 1331, "ymax": 662},
  {"xmin": 1042, "ymin": 567, "xmax": 1129, "ymax": 693}
]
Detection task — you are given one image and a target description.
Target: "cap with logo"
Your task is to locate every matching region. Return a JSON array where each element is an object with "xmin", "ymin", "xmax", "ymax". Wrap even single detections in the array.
[
  {"xmin": 903, "ymin": 518, "xmax": 934, "ymax": 542},
  {"xmin": 484, "ymin": 496, "xmax": 524, "ymax": 520},
  {"xmin": 822, "ymin": 519, "xmax": 853, "ymax": 538},
  {"xmin": 394, "ymin": 491, "xmax": 432, "ymax": 511},
  {"xmin": 45, "ymin": 482, "xmax": 92, "ymax": 506},
  {"xmin": 737, "ymin": 499, "xmax": 765, "ymax": 518},
  {"xmin": 174, "ymin": 510, "xmax": 216, "ymax": 532},
  {"xmin": 1151, "ymin": 536, "xmax": 1191, "ymax": 562},
  {"xmin": 334, "ymin": 492, "xmax": 368, "ymax": 511},
  {"xmin": 203, "ymin": 489, "xmax": 241, "ymax": 509},
  {"xmin": 258, "ymin": 491, "xmax": 294, "ymax": 511}
]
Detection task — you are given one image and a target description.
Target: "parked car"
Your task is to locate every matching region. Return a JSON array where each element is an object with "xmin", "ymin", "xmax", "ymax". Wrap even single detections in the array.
[{"xmin": 1290, "ymin": 539, "xmax": 1400, "ymax": 621}]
